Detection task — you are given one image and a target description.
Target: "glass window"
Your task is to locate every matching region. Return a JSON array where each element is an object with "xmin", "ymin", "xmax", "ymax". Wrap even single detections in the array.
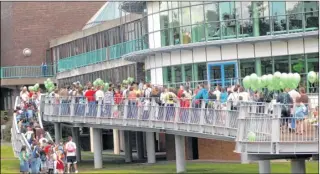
[
  {"xmin": 205, "ymin": 3, "xmax": 220, "ymax": 40},
  {"xmin": 174, "ymin": 66, "xmax": 182, "ymax": 83},
  {"xmin": 160, "ymin": 11, "xmax": 170, "ymax": 46},
  {"xmin": 181, "ymin": 7, "xmax": 191, "ymax": 26},
  {"xmin": 180, "ymin": 2, "xmax": 190, "ymax": 7},
  {"xmin": 270, "ymin": 2, "xmax": 287, "ymax": 34},
  {"xmin": 240, "ymin": 59, "xmax": 255, "ymax": 78},
  {"xmin": 286, "ymin": 2, "xmax": 303, "ymax": 32},
  {"xmin": 191, "ymin": 5, "xmax": 204, "ymax": 24},
  {"xmin": 146, "ymin": 70, "xmax": 151, "ymax": 82},
  {"xmin": 307, "ymin": 53, "xmax": 319, "ymax": 72},
  {"xmin": 185, "ymin": 64, "xmax": 193, "ymax": 82},
  {"xmin": 169, "ymin": 9, "xmax": 181, "ymax": 45},
  {"xmin": 163, "ymin": 67, "xmax": 172, "ymax": 84},
  {"xmin": 286, "ymin": 2, "xmax": 303, "ymax": 14},
  {"xmin": 291, "ymin": 54, "xmax": 305, "ymax": 73},
  {"xmin": 181, "ymin": 26, "xmax": 192, "ymax": 44},
  {"xmin": 160, "ymin": 1, "xmax": 168, "ymax": 11},
  {"xmin": 304, "ymin": 1, "xmax": 319, "ymax": 29},
  {"xmin": 261, "ymin": 57, "xmax": 273, "ymax": 74},
  {"xmin": 240, "ymin": 2, "xmax": 251, "ymax": 19},
  {"xmin": 197, "ymin": 63, "xmax": 207, "ymax": 81},
  {"xmin": 274, "ymin": 55, "xmax": 289, "ymax": 73},
  {"xmin": 219, "ymin": 2, "xmax": 237, "ymax": 38}
]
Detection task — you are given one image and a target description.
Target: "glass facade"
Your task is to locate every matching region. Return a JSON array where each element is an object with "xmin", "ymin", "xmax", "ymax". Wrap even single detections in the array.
[
  {"xmin": 162, "ymin": 52, "xmax": 319, "ymax": 92},
  {"xmin": 146, "ymin": 1, "xmax": 318, "ymax": 45}
]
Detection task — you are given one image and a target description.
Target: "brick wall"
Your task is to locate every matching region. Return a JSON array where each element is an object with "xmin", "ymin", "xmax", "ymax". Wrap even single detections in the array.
[
  {"xmin": 198, "ymin": 138, "xmax": 240, "ymax": 161},
  {"xmin": 1, "ymin": 2, "xmax": 104, "ymax": 66},
  {"xmin": 166, "ymin": 135, "xmax": 240, "ymax": 161}
]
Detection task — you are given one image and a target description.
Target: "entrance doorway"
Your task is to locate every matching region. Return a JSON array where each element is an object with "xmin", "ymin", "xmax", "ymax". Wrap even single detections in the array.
[{"xmin": 207, "ymin": 62, "xmax": 238, "ymax": 88}]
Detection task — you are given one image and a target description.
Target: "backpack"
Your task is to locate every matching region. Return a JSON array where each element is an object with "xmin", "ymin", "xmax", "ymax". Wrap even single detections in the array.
[{"xmin": 66, "ymin": 143, "xmax": 75, "ymax": 152}]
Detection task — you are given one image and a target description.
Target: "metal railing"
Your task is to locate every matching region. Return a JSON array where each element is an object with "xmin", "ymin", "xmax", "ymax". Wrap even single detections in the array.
[
  {"xmin": 42, "ymin": 96, "xmax": 318, "ymax": 155},
  {"xmin": 1, "ymin": 65, "xmax": 54, "ymax": 79}
]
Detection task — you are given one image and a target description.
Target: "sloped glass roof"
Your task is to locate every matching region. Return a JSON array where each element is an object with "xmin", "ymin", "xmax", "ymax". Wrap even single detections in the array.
[{"xmin": 83, "ymin": 2, "xmax": 123, "ymax": 30}]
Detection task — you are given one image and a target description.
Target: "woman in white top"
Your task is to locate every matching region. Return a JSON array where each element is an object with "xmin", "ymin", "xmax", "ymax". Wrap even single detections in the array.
[
  {"xmin": 227, "ymin": 86, "xmax": 239, "ymax": 110},
  {"xmin": 238, "ymin": 87, "xmax": 250, "ymax": 102},
  {"xmin": 213, "ymin": 85, "xmax": 222, "ymax": 101}
]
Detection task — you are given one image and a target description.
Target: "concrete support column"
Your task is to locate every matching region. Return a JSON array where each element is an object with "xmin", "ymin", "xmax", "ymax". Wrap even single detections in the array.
[
  {"xmin": 124, "ymin": 131, "xmax": 132, "ymax": 163},
  {"xmin": 93, "ymin": 128, "xmax": 102, "ymax": 169},
  {"xmin": 291, "ymin": 159, "xmax": 306, "ymax": 174},
  {"xmin": 54, "ymin": 123, "xmax": 61, "ymax": 144},
  {"xmin": 113, "ymin": 129, "xmax": 120, "ymax": 155},
  {"xmin": 120, "ymin": 130, "xmax": 125, "ymax": 152},
  {"xmin": 175, "ymin": 135, "xmax": 186, "ymax": 173},
  {"xmin": 146, "ymin": 132, "xmax": 156, "ymax": 164},
  {"xmin": 90, "ymin": 127, "xmax": 94, "ymax": 152},
  {"xmin": 72, "ymin": 127, "xmax": 81, "ymax": 162},
  {"xmin": 136, "ymin": 132, "xmax": 144, "ymax": 160},
  {"xmin": 258, "ymin": 160, "xmax": 271, "ymax": 174}
]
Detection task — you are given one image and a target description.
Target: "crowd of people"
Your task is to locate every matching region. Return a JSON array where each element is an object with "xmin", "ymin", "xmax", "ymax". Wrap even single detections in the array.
[
  {"xmin": 17, "ymin": 86, "xmax": 79, "ymax": 174},
  {"xmin": 15, "ymin": 80, "xmax": 318, "ymax": 173},
  {"xmin": 48, "ymin": 80, "xmax": 318, "ymax": 128}
]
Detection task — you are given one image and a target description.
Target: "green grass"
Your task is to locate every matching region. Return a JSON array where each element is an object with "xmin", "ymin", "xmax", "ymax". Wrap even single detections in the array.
[{"xmin": 1, "ymin": 144, "xmax": 318, "ymax": 173}]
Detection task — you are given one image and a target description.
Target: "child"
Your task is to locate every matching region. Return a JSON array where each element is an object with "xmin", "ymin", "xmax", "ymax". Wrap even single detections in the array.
[
  {"xmin": 56, "ymin": 151, "xmax": 64, "ymax": 174},
  {"xmin": 47, "ymin": 148, "xmax": 55, "ymax": 174},
  {"xmin": 180, "ymin": 94, "xmax": 190, "ymax": 123}
]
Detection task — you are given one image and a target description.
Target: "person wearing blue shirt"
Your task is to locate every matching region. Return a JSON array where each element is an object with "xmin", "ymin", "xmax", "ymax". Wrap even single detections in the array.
[
  {"xmin": 195, "ymin": 84, "xmax": 209, "ymax": 107},
  {"xmin": 220, "ymin": 87, "xmax": 228, "ymax": 104}
]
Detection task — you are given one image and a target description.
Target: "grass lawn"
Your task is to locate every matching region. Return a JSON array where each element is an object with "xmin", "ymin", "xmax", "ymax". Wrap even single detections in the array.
[{"xmin": 1, "ymin": 144, "xmax": 318, "ymax": 173}]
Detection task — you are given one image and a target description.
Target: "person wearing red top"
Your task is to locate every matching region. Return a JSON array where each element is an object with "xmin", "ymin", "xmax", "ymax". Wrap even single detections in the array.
[
  {"xmin": 44, "ymin": 140, "xmax": 53, "ymax": 154},
  {"xmin": 29, "ymin": 91, "xmax": 33, "ymax": 99},
  {"xmin": 85, "ymin": 87, "xmax": 96, "ymax": 116},
  {"xmin": 180, "ymin": 94, "xmax": 190, "ymax": 122}
]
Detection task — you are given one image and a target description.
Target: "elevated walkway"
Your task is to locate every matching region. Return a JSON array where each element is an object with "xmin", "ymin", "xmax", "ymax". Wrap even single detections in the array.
[{"xmin": 11, "ymin": 95, "xmax": 319, "ymax": 173}]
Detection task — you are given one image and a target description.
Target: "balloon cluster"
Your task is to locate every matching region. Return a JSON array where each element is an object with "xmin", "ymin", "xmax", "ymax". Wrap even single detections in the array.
[
  {"xmin": 243, "ymin": 72, "xmax": 301, "ymax": 91},
  {"xmin": 28, "ymin": 83, "xmax": 40, "ymax": 92},
  {"xmin": 93, "ymin": 78, "xmax": 104, "ymax": 87},
  {"xmin": 307, "ymin": 71, "xmax": 319, "ymax": 84},
  {"xmin": 44, "ymin": 78, "xmax": 55, "ymax": 93},
  {"xmin": 122, "ymin": 77, "xmax": 134, "ymax": 85}
]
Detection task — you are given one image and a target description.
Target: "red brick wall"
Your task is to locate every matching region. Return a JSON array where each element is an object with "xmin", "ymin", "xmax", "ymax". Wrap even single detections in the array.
[
  {"xmin": 1, "ymin": 2, "xmax": 104, "ymax": 66},
  {"xmin": 165, "ymin": 135, "xmax": 240, "ymax": 161},
  {"xmin": 198, "ymin": 138, "xmax": 240, "ymax": 161}
]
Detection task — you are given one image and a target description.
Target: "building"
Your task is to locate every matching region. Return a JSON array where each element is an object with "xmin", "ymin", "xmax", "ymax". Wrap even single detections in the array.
[
  {"xmin": 0, "ymin": 2, "xmax": 104, "ymax": 110},
  {"xmin": 24, "ymin": 1, "xmax": 320, "ymax": 161}
]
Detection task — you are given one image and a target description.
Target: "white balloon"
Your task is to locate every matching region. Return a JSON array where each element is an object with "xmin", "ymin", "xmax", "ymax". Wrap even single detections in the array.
[{"xmin": 293, "ymin": 73, "xmax": 301, "ymax": 84}]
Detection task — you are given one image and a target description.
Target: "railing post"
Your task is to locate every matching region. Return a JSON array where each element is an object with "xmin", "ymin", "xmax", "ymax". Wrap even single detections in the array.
[
  {"xmin": 123, "ymin": 99, "xmax": 128, "ymax": 126},
  {"xmin": 70, "ymin": 97, "xmax": 75, "ymax": 122},
  {"xmin": 224, "ymin": 103, "xmax": 231, "ymax": 137},
  {"xmin": 187, "ymin": 102, "xmax": 192, "ymax": 132},
  {"xmin": 174, "ymin": 103, "xmax": 180, "ymax": 131},
  {"xmin": 97, "ymin": 98, "xmax": 102, "ymax": 124},
  {"xmin": 199, "ymin": 100, "xmax": 206, "ymax": 133},
  {"xmin": 162, "ymin": 103, "xmax": 167, "ymax": 129},
  {"xmin": 149, "ymin": 98, "xmax": 155, "ymax": 128},
  {"xmin": 271, "ymin": 104, "xmax": 281, "ymax": 154},
  {"xmin": 84, "ymin": 99, "xmax": 89, "ymax": 123},
  {"xmin": 235, "ymin": 102, "xmax": 248, "ymax": 153},
  {"xmin": 137, "ymin": 99, "xmax": 141, "ymax": 127}
]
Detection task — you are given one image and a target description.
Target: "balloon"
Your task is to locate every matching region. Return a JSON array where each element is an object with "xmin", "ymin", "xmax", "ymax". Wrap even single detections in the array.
[
  {"xmin": 243, "ymin": 76, "xmax": 251, "ymax": 89},
  {"xmin": 266, "ymin": 74, "xmax": 273, "ymax": 86},
  {"xmin": 281, "ymin": 73, "xmax": 289, "ymax": 85},
  {"xmin": 247, "ymin": 131, "xmax": 256, "ymax": 142},
  {"xmin": 293, "ymin": 73, "xmax": 301, "ymax": 84},
  {"xmin": 261, "ymin": 75, "xmax": 267, "ymax": 87},
  {"xmin": 307, "ymin": 71, "xmax": 317, "ymax": 83},
  {"xmin": 256, "ymin": 77, "xmax": 262, "ymax": 89},
  {"xmin": 249, "ymin": 73, "xmax": 258, "ymax": 86}
]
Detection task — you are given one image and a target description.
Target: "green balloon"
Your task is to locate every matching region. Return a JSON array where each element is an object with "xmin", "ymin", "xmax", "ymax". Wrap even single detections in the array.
[
  {"xmin": 293, "ymin": 73, "xmax": 301, "ymax": 84},
  {"xmin": 242, "ymin": 76, "xmax": 250, "ymax": 89},
  {"xmin": 250, "ymin": 73, "xmax": 258, "ymax": 84},
  {"xmin": 247, "ymin": 131, "xmax": 256, "ymax": 142},
  {"xmin": 308, "ymin": 71, "xmax": 317, "ymax": 84}
]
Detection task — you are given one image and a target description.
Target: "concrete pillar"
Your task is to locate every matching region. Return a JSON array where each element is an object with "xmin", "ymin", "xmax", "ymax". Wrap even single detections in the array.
[
  {"xmin": 120, "ymin": 130, "xmax": 125, "ymax": 152},
  {"xmin": 90, "ymin": 127, "xmax": 94, "ymax": 152},
  {"xmin": 258, "ymin": 160, "xmax": 271, "ymax": 174},
  {"xmin": 291, "ymin": 159, "xmax": 306, "ymax": 174},
  {"xmin": 175, "ymin": 135, "xmax": 186, "ymax": 173},
  {"xmin": 124, "ymin": 131, "xmax": 132, "ymax": 163},
  {"xmin": 113, "ymin": 129, "xmax": 120, "ymax": 155},
  {"xmin": 136, "ymin": 132, "xmax": 144, "ymax": 160},
  {"xmin": 93, "ymin": 128, "xmax": 102, "ymax": 169},
  {"xmin": 146, "ymin": 132, "xmax": 156, "ymax": 164},
  {"xmin": 72, "ymin": 127, "xmax": 81, "ymax": 162},
  {"xmin": 54, "ymin": 123, "xmax": 61, "ymax": 144}
]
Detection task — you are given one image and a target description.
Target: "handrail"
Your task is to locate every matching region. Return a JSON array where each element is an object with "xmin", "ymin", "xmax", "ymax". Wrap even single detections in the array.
[{"xmin": 38, "ymin": 94, "xmax": 53, "ymax": 142}]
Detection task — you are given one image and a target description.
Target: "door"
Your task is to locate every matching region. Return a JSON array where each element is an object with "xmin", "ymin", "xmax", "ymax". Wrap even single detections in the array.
[{"xmin": 207, "ymin": 62, "xmax": 238, "ymax": 88}]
